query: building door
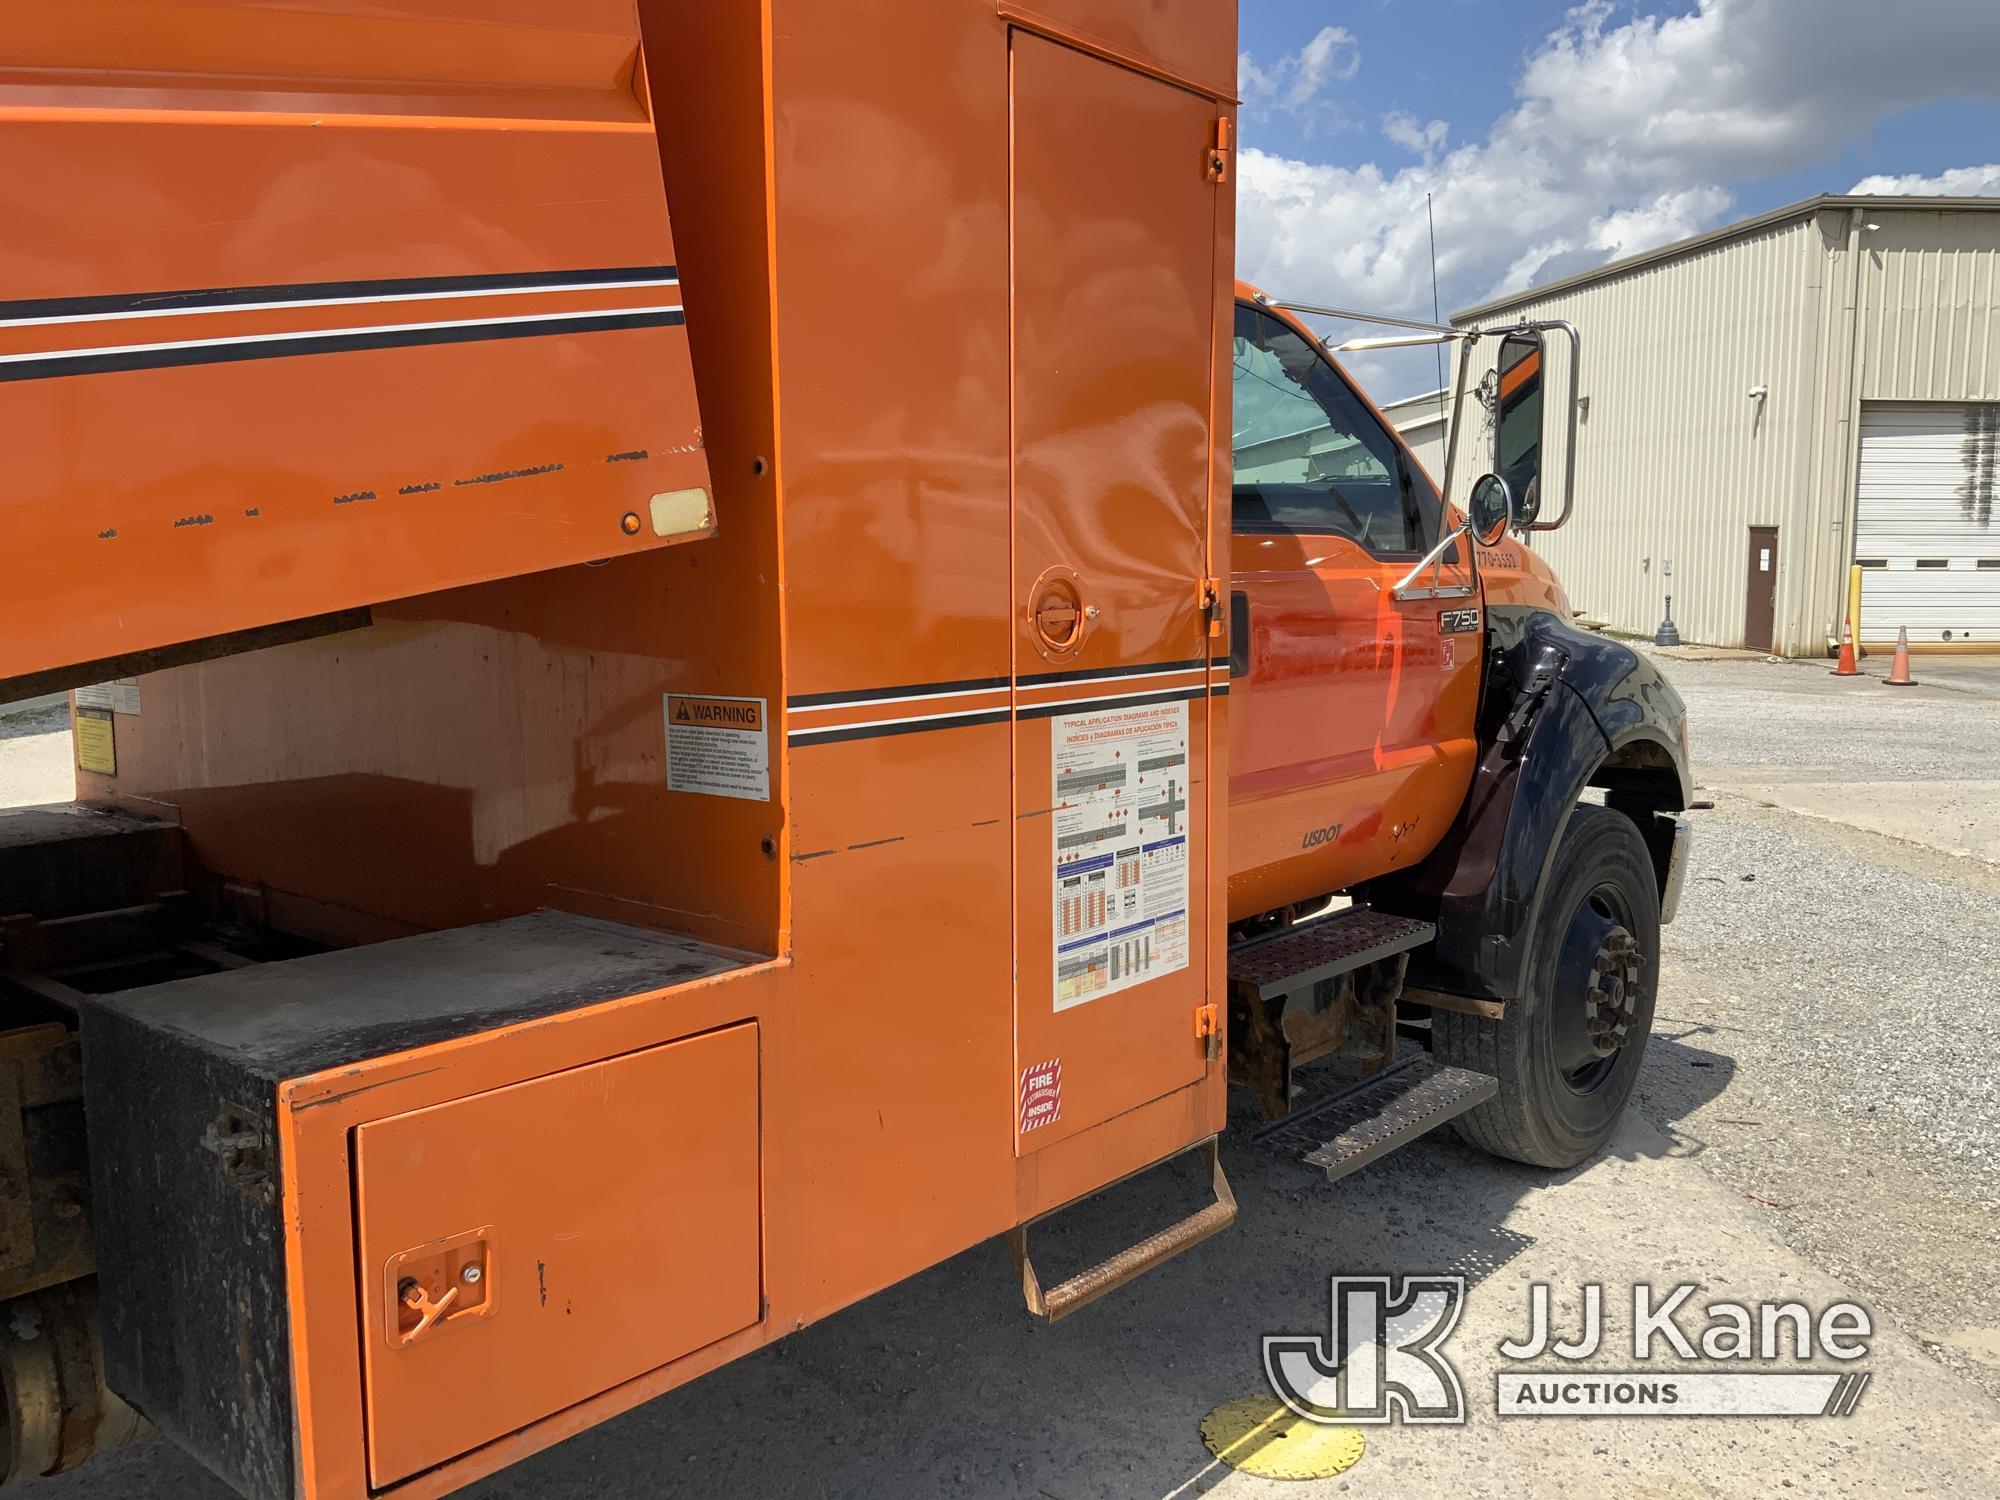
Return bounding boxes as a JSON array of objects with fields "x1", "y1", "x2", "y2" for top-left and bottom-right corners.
[
  {"x1": 1009, "y1": 31, "x2": 1223, "y2": 1152},
  {"x1": 1856, "y1": 403, "x2": 2000, "y2": 647},
  {"x1": 1744, "y1": 526, "x2": 1778, "y2": 652}
]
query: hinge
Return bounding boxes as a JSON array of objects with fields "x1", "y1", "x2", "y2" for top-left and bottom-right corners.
[
  {"x1": 202, "y1": 1103, "x2": 277, "y2": 1206},
  {"x1": 1194, "y1": 1002, "x2": 1221, "y2": 1063},
  {"x1": 1200, "y1": 576, "x2": 1224, "y2": 637},
  {"x1": 1207, "y1": 116, "x2": 1232, "y2": 183}
]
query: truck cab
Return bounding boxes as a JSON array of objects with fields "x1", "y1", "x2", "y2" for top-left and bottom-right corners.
[
  {"x1": 1221, "y1": 282, "x2": 1696, "y2": 1169},
  {"x1": 1227, "y1": 285, "x2": 1484, "y2": 920}
]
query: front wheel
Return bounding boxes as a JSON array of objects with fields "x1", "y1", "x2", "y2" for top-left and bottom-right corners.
[{"x1": 1434, "y1": 803, "x2": 1660, "y2": 1168}]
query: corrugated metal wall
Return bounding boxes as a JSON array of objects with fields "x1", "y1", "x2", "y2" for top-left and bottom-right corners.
[
  {"x1": 1445, "y1": 214, "x2": 1838, "y2": 652},
  {"x1": 1857, "y1": 208, "x2": 2000, "y2": 403},
  {"x1": 1379, "y1": 391, "x2": 1449, "y2": 485}
]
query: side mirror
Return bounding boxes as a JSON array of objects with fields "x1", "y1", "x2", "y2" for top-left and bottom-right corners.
[
  {"x1": 1494, "y1": 331, "x2": 1545, "y2": 526},
  {"x1": 1466, "y1": 473, "x2": 1516, "y2": 547}
]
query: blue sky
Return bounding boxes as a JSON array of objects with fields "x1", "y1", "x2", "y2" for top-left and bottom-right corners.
[{"x1": 1236, "y1": 1, "x2": 2000, "y2": 398}]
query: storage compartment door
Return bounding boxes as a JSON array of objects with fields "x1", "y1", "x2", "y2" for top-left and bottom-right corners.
[
  {"x1": 355, "y1": 1024, "x2": 761, "y2": 1488},
  {"x1": 1010, "y1": 33, "x2": 1221, "y2": 1151}
]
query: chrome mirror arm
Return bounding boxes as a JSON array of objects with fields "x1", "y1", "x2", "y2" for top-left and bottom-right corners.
[
  {"x1": 1392, "y1": 519, "x2": 1477, "y2": 601},
  {"x1": 1393, "y1": 327, "x2": 1485, "y2": 602}
]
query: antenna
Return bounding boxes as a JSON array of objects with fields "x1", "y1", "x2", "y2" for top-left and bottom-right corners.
[{"x1": 1426, "y1": 192, "x2": 1445, "y2": 417}]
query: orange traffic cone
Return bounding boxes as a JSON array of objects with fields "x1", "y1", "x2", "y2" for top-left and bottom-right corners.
[
  {"x1": 1885, "y1": 626, "x2": 1918, "y2": 687},
  {"x1": 1831, "y1": 622, "x2": 1859, "y2": 677}
]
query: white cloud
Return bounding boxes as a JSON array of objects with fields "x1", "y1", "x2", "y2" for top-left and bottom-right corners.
[
  {"x1": 1382, "y1": 112, "x2": 1448, "y2": 162},
  {"x1": 1240, "y1": 26, "x2": 1361, "y2": 135},
  {"x1": 1850, "y1": 164, "x2": 2000, "y2": 196},
  {"x1": 1239, "y1": 0, "x2": 2000, "y2": 397}
]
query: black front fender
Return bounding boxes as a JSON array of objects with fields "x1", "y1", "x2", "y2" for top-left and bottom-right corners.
[{"x1": 1362, "y1": 608, "x2": 1690, "y2": 1003}]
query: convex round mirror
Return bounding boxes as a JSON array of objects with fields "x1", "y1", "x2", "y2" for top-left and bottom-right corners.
[{"x1": 1467, "y1": 473, "x2": 1516, "y2": 547}]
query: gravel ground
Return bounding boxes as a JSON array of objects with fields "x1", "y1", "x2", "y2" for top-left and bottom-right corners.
[
  {"x1": 0, "y1": 702, "x2": 72, "y2": 808},
  {"x1": 1656, "y1": 805, "x2": 2000, "y2": 1186},
  {"x1": 1639, "y1": 650, "x2": 2000, "y2": 1404},
  {"x1": 1655, "y1": 651, "x2": 2000, "y2": 783}
]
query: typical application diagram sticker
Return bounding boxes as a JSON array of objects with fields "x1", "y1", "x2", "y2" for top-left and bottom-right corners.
[{"x1": 1051, "y1": 699, "x2": 1190, "y2": 1010}]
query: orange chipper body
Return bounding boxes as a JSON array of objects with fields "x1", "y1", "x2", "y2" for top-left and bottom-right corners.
[
  {"x1": 0, "y1": 4, "x2": 1631, "y2": 1499},
  {"x1": 5, "y1": 4, "x2": 1240, "y2": 1496}
]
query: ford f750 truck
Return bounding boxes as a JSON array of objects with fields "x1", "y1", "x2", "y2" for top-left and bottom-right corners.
[{"x1": 0, "y1": 2, "x2": 1688, "y2": 1493}]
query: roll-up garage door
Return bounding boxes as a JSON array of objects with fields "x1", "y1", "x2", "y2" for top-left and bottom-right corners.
[{"x1": 1855, "y1": 403, "x2": 2000, "y2": 647}]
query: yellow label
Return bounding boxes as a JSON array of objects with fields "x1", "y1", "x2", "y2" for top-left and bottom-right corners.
[
  {"x1": 667, "y1": 695, "x2": 764, "y2": 732},
  {"x1": 74, "y1": 710, "x2": 116, "y2": 776}
]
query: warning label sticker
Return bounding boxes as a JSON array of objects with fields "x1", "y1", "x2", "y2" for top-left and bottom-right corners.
[
  {"x1": 74, "y1": 679, "x2": 140, "y2": 716},
  {"x1": 74, "y1": 710, "x2": 116, "y2": 776},
  {"x1": 1051, "y1": 699, "x2": 1191, "y2": 1010},
  {"x1": 665, "y1": 694, "x2": 770, "y2": 802},
  {"x1": 1019, "y1": 1058, "x2": 1062, "y2": 1134}
]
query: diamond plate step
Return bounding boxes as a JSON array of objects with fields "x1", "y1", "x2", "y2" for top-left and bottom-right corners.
[
  {"x1": 1228, "y1": 909, "x2": 1435, "y2": 1001},
  {"x1": 1258, "y1": 1055, "x2": 1498, "y2": 1183}
]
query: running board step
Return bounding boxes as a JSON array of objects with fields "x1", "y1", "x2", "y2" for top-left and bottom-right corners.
[
  {"x1": 1006, "y1": 1137, "x2": 1236, "y2": 1322},
  {"x1": 1228, "y1": 909, "x2": 1435, "y2": 1002},
  {"x1": 1258, "y1": 1056, "x2": 1497, "y2": 1183}
]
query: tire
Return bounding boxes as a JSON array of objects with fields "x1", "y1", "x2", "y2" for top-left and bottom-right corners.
[{"x1": 1434, "y1": 803, "x2": 1660, "y2": 1169}]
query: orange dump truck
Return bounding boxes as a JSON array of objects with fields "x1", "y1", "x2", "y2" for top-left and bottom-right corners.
[{"x1": 0, "y1": 3, "x2": 1690, "y2": 1495}]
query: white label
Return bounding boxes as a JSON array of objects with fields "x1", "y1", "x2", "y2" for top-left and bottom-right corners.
[
  {"x1": 664, "y1": 694, "x2": 770, "y2": 801},
  {"x1": 1051, "y1": 699, "x2": 1191, "y2": 1010},
  {"x1": 74, "y1": 678, "x2": 140, "y2": 715}
]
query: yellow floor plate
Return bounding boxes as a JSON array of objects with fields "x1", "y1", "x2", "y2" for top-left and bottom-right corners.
[{"x1": 1200, "y1": 1393, "x2": 1365, "y2": 1481}]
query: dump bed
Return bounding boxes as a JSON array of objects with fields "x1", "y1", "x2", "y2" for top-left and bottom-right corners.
[{"x1": 0, "y1": 0, "x2": 712, "y2": 692}]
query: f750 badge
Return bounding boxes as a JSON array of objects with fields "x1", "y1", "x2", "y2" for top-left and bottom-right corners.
[{"x1": 1439, "y1": 608, "x2": 1482, "y2": 635}]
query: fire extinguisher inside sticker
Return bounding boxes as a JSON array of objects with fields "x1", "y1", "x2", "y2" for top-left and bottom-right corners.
[
  {"x1": 1051, "y1": 700, "x2": 1190, "y2": 1010},
  {"x1": 1020, "y1": 1059, "x2": 1062, "y2": 1133},
  {"x1": 665, "y1": 694, "x2": 771, "y2": 801}
]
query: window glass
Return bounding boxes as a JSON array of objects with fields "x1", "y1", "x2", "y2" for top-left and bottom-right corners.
[{"x1": 1231, "y1": 305, "x2": 1435, "y2": 554}]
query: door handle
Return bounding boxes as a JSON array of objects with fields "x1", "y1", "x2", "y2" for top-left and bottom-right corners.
[
  {"x1": 398, "y1": 1279, "x2": 459, "y2": 1340},
  {"x1": 1029, "y1": 569, "x2": 1093, "y2": 658}
]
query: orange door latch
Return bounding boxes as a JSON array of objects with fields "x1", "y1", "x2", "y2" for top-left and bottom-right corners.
[
  {"x1": 384, "y1": 1227, "x2": 495, "y2": 1349},
  {"x1": 1194, "y1": 1002, "x2": 1220, "y2": 1063},
  {"x1": 398, "y1": 1280, "x2": 460, "y2": 1341}
]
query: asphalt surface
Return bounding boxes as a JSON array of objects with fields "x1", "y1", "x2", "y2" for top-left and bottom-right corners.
[{"x1": 7, "y1": 654, "x2": 2000, "y2": 1497}]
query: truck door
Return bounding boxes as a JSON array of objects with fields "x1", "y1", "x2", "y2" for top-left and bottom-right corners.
[
  {"x1": 1227, "y1": 303, "x2": 1483, "y2": 919},
  {"x1": 1009, "y1": 33, "x2": 1223, "y2": 1151}
]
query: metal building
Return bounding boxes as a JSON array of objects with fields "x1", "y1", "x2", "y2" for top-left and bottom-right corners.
[
  {"x1": 1376, "y1": 387, "x2": 1449, "y2": 484},
  {"x1": 1431, "y1": 194, "x2": 2000, "y2": 655}
]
